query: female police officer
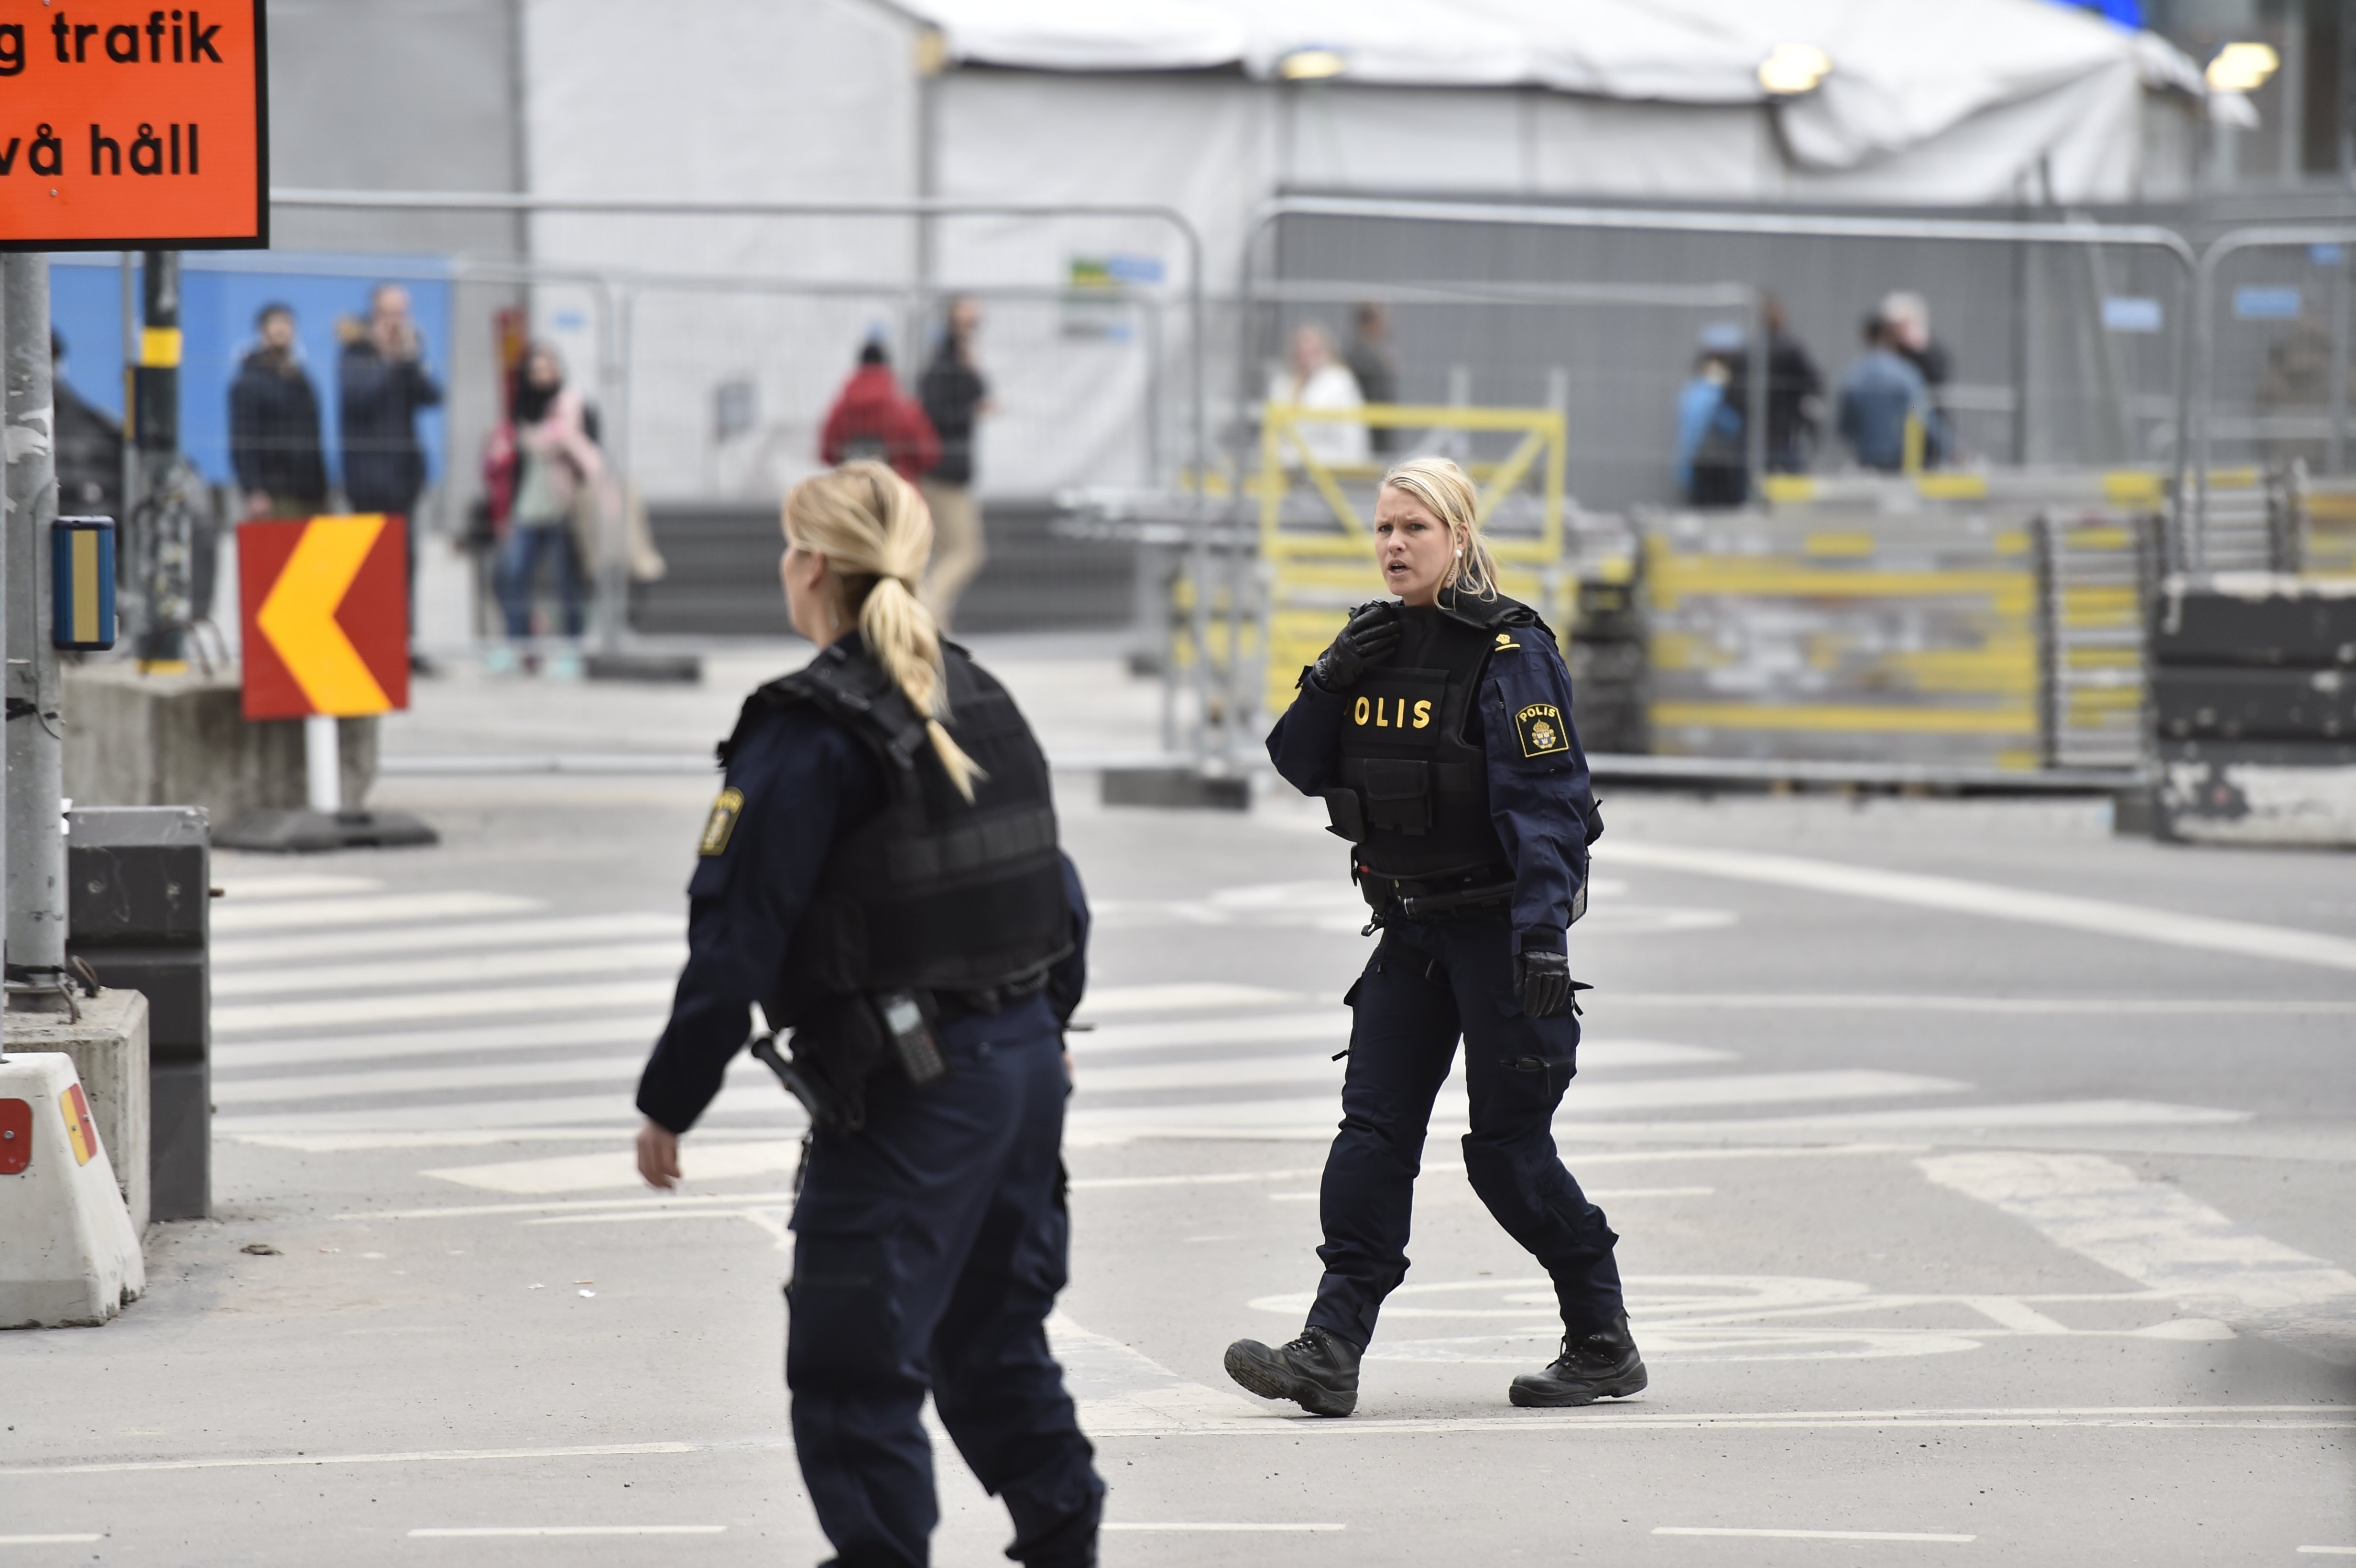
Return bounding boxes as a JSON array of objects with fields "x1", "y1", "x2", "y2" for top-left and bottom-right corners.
[
  {"x1": 635, "y1": 460, "x2": 1104, "y2": 1567},
  {"x1": 1222, "y1": 456, "x2": 1643, "y2": 1416}
]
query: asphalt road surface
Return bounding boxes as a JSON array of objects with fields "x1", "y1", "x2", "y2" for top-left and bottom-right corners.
[{"x1": 6, "y1": 642, "x2": 2354, "y2": 1564}]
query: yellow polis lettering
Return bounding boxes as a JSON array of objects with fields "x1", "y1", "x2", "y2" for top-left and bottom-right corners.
[
  {"x1": 1374, "y1": 698, "x2": 1388, "y2": 728},
  {"x1": 1353, "y1": 696, "x2": 1370, "y2": 725},
  {"x1": 1413, "y1": 699, "x2": 1432, "y2": 728}
]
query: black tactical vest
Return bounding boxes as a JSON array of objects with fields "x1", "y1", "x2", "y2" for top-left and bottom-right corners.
[
  {"x1": 737, "y1": 641, "x2": 1072, "y2": 1024},
  {"x1": 1323, "y1": 588, "x2": 1546, "y2": 884}
]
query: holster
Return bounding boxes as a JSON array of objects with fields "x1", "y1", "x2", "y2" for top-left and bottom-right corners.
[{"x1": 753, "y1": 988, "x2": 945, "y2": 1136}]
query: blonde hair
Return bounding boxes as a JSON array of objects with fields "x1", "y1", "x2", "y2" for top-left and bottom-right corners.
[
  {"x1": 784, "y1": 461, "x2": 982, "y2": 799},
  {"x1": 1381, "y1": 456, "x2": 1498, "y2": 599}
]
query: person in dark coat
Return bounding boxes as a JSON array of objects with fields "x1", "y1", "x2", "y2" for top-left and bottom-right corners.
[
  {"x1": 229, "y1": 304, "x2": 328, "y2": 517},
  {"x1": 339, "y1": 284, "x2": 445, "y2": 665},
  {"x1": 338, "y1": 284, "x2": 442, "y2": 518},
  {"x1": 1722, "y1": 296, "x2": 1824, "y2": 474}
]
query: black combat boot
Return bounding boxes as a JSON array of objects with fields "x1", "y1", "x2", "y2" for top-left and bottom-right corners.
[
  {"x1": 1223, "y1": 1326, "x2": 1361, "y2": 1417},
  {"x1": 1508, "y1": 1317, "x2": 1647, "y2": 1407}
]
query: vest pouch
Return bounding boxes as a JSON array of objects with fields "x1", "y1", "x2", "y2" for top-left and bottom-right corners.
[
  {"x1": 1359, "y1": 758, "x2": 1433, "y2": 836},
  {"x1": 1322, "y1": 787, "x2": 1366, "y2": 842}
]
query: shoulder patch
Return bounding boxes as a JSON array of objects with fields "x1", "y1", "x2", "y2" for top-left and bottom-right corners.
[
  {"x1": 699, "y1": 787, "x2": 746, "y2": 856},
  {"x1": 1494, "y1": 632, "x2": 1522, "y2": 651},
  {"x1": 1515, "y1": 702, "x2": 1570, "y2": 759}
]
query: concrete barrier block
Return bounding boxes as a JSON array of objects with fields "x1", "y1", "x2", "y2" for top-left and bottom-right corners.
[
  {"x1": 0, "y1": 1051, "x2": 146, "y2": 1327},
  {"x1": 62, "y1": 663, "x2": 375, "y2": 827},
  {"x1": 6, "y1": 992, "x2": 151, "y2": 1232}
]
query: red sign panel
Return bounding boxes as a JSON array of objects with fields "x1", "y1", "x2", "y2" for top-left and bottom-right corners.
[
  {"x1": 0, "y1": 0, "x2": 266, "y2": 250},
  {"x1": 0, "y1": 1097, "x2": 29, "y2": 1176},
  {"x1": 238, "y1": 514, "x2": 410, "y2": 721}
]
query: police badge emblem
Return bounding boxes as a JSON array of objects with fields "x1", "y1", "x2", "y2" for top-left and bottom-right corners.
[{"x1": 1515, "y1": 702, "x2": 1570, "y2": 758}]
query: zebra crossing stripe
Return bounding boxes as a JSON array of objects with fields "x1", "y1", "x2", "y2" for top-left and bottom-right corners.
[
  {"x1": 213, "y1": 980, "x2": 677, "y2": 1035},
  {"x1": 212, "y1": 940, "x2": 687, "y2": 1000}
]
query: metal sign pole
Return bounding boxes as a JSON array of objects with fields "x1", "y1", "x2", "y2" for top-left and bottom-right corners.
[
  {"x1": 3, "y1": 255, "x2": 67, "y2": 1008},
  {"x1": 304, "y1": 714, "x2": 340, "y2": 815}
]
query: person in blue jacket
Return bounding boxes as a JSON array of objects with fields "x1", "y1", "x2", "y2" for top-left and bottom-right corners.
[
  {"x1": 1222, "y1": 456, "x2": 1643, "y2": 1416},
  {"x1": 635, "y1": 461, "x2": 1103, "y2": 1568}
]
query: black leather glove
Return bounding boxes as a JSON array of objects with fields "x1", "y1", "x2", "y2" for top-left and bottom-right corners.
[
  {"x1": 1514, "y1": 948, "x2": 1571, "y2": 1019},
  {"x1": 1311, "y1": 602, "x2": 1402, "y2": 693}
]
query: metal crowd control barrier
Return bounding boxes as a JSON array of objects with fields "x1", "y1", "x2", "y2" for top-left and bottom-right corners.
[
  {"x1": 1253, "y1": 401, "x2": 1569, "y2": 715},
  {"x1": 267, "y1": 189, "x2": 1221, "y2": 754},
  {"x1": 1644, "y1": 469, "x2": 2181, "y2": 775}
]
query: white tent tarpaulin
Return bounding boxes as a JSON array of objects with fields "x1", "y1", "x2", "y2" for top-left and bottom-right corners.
[{"x1": 522, "y1": 0, "x2": 2208, "y2": 499}]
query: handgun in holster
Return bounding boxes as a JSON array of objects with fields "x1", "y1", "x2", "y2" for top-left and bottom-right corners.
[{"x1": 751, "y1": 989, "x2": 946, "y2": 1136}]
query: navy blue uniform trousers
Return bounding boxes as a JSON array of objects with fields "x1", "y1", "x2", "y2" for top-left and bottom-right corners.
[
  {"x1": 787, "y1": 1003, "x2": 1103, "y2": 1568},
  {"x1": 1308, "y1": 917, "x2": 1625, "y2": 1349}
]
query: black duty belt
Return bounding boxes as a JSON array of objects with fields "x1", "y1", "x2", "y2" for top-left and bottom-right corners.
[
  {"x1": 1355, "y1": 864, "x2": 1516, "y2": 920},
  {"x1": 935, "y1": 969, "x2": 1051, "y2": 1021}
]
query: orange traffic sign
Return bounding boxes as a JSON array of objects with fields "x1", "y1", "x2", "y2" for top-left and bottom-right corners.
[
  {"x1": 237, "y1": 514, "x2": 409, "y2": 721},
  {"x1": 0, "y1": 0, "x2": 265, "y2": 250}
]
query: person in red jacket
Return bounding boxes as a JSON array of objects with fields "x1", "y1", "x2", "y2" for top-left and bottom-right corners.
[{"x1": 819, "y1": 339, "x2": 940, "y2": 483}]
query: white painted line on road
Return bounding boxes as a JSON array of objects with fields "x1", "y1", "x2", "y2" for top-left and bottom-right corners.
[
  {"x1": 1075, "y1": 1055, "x2": 1340, "y2": 1094},
  {"x1": 1103, "y1": 1524, "x2": 1345, "y2": 1533},
  {"x1": 0, "y1": 1536, "x2": 104, "y2": 1546},
  {"x1": 230, "y1": 1127, "x2": 656, "y2": 1152},
  {"x1": 1070, "y1": 1168, "x2": 1324, "y2": 1190},
  {"x1": 216, "y1": 1016, "x2": 663, "y2": 1072},
  {"x1": 2298, "y1": 1548, "x2": 2356, "y2": 1555},
  {"x1": 349, "y1": 1190, "x2": 800, "y2": 1221},
  {"x1": 1608, "y1": 841, "x2": 2356, "y2": 974},
  {"x1": 213, "y1": 941, "x2": 686, "y2": 1000},
  {"x1": 1074, "y1": 984, "x2": 1307, "y2": 1016},
  {"x1": 211, "y1": 890, "x2": 544, "y2": 935},
  {"x1": 1605, "y1": 993, "x2": 2356, "y2": 1015},
  {"x1": 215, "y1": 1093, "x2": 656, "y2": 1136},
  {"x1": 1656, "y1": 1527, "x2": 1973, "y2": 1543},
  {"x1": 0, "y1": 1441, "x2": 712, "y2": 1476},
  {"x1": 214, "y1": 873, "x2": 382, "y2": 899},
  {"x1": 426, "y1": 1140, "x2": 801, "y2": 1195},
  {"x1": 410, "y1": 1525, "x2": 724, "y2": 1537},
  {"x1": 1920, "y1": 1152, "x2": 2356, "y2": 1316},
  {"x1": 219, "y1": 1050, "x2": 670, "y2": 1107},
  {"x1": 215, "y1": 979, "x2": 677, "y2": 1034},
  {"x1": 1548, "y1": 1100, "x2": 2248, "y2": 1142},
  {"x1": 212, "y1": 911, "x2": 682, "y2": 967}
]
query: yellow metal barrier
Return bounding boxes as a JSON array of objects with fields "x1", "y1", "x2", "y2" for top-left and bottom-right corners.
[{"x1": 1253, "y1": 403, "x2": 1570, "y2": 714}]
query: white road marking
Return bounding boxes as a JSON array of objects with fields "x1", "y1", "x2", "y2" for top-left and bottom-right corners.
[
  {"x1": 1605, "y1": 992, "x2": 2356, "y2": 1015},
  {"x1": 1655, "y1": 1527, "x2": 1973, "y2": 1543},
  {"x1": 0, "y1": 1441, "x2": 709, "y2": 1476},
  {"x1": 408, "y1": 1525, "x2": 724, "y2": 1537},
  {"x1": 215, "y1": 1016, "x2": 664, "y2": 1071},
  {"x1": 2299, "y1": 1548, "x2": 2356, "y2": 1556},
  {"x1": 1919, "y1": 1152, "x2": 2356, "y2": 1317},
  {"x1": 1073, "y1": 984, "x2": 1307, "y2": 1016},
  {"x1": 217, "y1": 1052, "x2": 683, "y2": 1107},
  {"x1": 231, "y1": 1128, "x2": 658, "y2": 1152},
  {"x1": 1548, "y1": 1101, "x2": 2248, "y2": 1142},
  {"x1": 0, "y1": 1536, "x2": 105, "y2": 1546},
  {"x1": 4, "y1": 1409, "x2": 2344, "y2": 1478},
  {"x1": 214, "y1": 1093, "x2": 667, "y2": 1136},
  {"x1": 1069, "y1": 1070, "x2": 1964, "y2": 1137},
  {"x1": 212, "y1": 941, "x2": 685, "y2": 999},
  {"x1": 426, "y1": 1140, "x2": 802, "y2": 1195},
  {"x1": 1078, "y1": 1045, "x2": 1750, "y2": 1095},
  {"x1": 1103, "y1": 1524, "x2": 1346, "y2": 1532},
  {"x1": 214, "y1": 979, "x2": 677, "y2": 1034},
  {"x1": 1608, "y1": 841, "x2": 2356, "y2": 973},
  {"x1": 210, "y1": 890, "x2": 544, "y2": 934},
  {"x1": 211, "y1": 911, "x2": 682, "y2": 967},
  {"x1": 213, "y1": 873, "x2": 382, "y2": 899}
]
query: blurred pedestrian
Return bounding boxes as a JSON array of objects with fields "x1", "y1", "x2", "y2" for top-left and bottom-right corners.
[
  {"x1": 1675, "y1": 325, "x2": 1748, "y2": 507},
  {"x1": 1879, "y1": 292, "x2": 1952, "y2": 465},
  {"x1": 229, "y1": 303, "x2": 328, "y2": 518},
  {"x1": 51, "y1": 331, "x2": 122, "y2": 523},
  {"x1": 339, "y1": 284, "x2": 445, "y2": 672},
  {"x1": 1271, "y1": 321, "x2": 1369, "y2": 468},
  {"x1": 917, "y1": 297, "x2": 994, "y2": 632},
  {"x1": 1724, "y1": 296, "x2": 1823, "y2": 474},
  {"x1": 1345, "y1": 303, "x2": 1400, "y2": 454},
  {"x1": 636, "y1": 460, "x2": 1104, "y2": 1568},
  {"x1": 493, "y1": 344, "x2": 600, "y2": 671},
  {"x1": 821, "y1": 338, "x2": 939, "y2": 484},
  {"x1": 1835, "y1": 314, "x2": 1939, "y2": 473}
]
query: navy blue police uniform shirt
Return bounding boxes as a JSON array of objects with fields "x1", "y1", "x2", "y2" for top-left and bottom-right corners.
[
  {"x1": 1265, "y1": 613, "x2": 1597, "y2": 954},
  {"x1": 637, "y1": 681, "x2": 1090, "y2": 1136}
]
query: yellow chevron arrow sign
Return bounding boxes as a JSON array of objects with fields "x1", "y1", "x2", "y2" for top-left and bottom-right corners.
[{"x1": 252, "y1": 515, "x2": 393, "y2": 715}]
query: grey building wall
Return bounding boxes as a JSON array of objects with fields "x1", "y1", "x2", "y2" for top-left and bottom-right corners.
[{"x1": 265, "y1": 0, "x2": 527, "y2": 530}]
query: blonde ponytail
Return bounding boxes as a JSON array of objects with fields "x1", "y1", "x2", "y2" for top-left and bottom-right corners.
[
  {"x1": 784, "y1": 461, "x2": 983, "y2": 799},
  {"x1": 1382, "y1": 456, "x2": 1498, "y2": 600}
]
